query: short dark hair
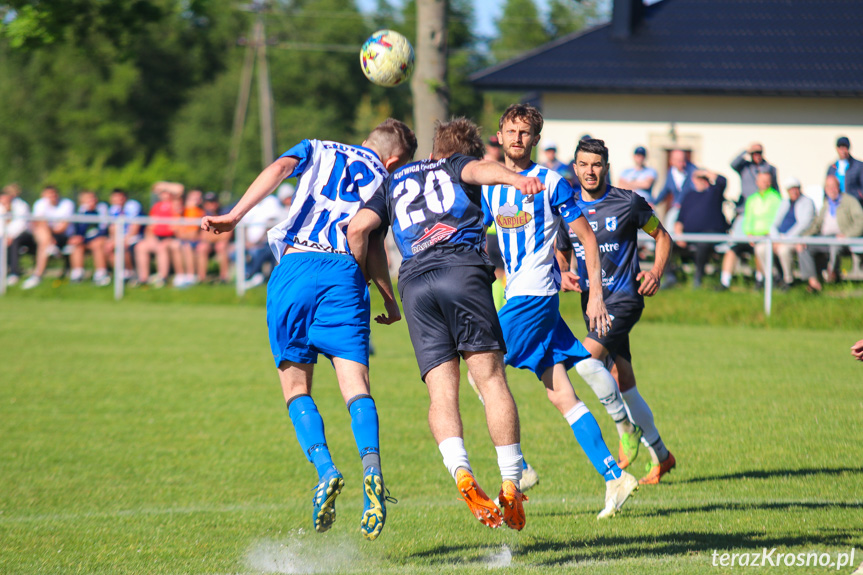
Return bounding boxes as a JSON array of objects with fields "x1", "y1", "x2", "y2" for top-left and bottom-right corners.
[
  {"x1": 111, "y1": 188, "x2": 127, "y2": 196},
  {"x1": 575, "y1": 138, "x2": 609, "y2": 164},
  {"x1": 433, "y1": 117, "x2": 485, "y2": 159},
  {"x1": 498, "y1": 103, "x2": 543, "y2": 135},
  {"x1": 367, "y1": 118, "x2": 418, "y2": 163}
]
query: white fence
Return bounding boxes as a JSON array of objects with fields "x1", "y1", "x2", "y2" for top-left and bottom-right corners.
[{"x1": 2, "y1": 213, "x2": 863, "y2": 316}]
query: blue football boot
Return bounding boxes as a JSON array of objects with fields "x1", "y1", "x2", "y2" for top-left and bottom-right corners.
[{"x1": 312, "y1": 468, "x2": 344, "y2": 533}]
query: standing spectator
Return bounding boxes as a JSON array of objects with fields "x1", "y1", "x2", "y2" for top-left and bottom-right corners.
[
  {"x1": 827, "y1": 136, "x2": 863, "y2": 207},
  {"x1": 674, "y1": 169, "x2": 728, "y2": 288},
  {"x1": 196, "y1": 192, "x2": 232, "y2": 284},
  {"x1": 134, "y1": 182, "x2": 181, "y2": 287},
  {"x1": 618, "y1": 146, "x2": 658, "y2": 204},
  {"x1": 655, "y1": 149, "x2": 697, "y2": 228},
  {"x1": 21, "y1": 186, "x2": 75, "y2": 290},
  {"x1": 731, "y1": 143, "x2": 778, "y2": 214},
  {"x1": 718, "y1": 171, "x2": 782, "y2": 290},
  {"x1": 103, "y1": 188, "x2": 142, "y2": 282},
  {"x1": 170, "y1": 189, "x2": 205, "y2": 288},
  {"x1": 759, "y1": 177, "x2": 815, "y2": 290},
  {"x1": 67, "y1": 190, "x2": 110, "y2": 285},
  {"x1": 799, "y1": 175, "x2": 863, "y2": 292},
  {"x1": 483, "y1": 135, "x2": 503, "y2": 163},
  {"x1": 0, "y1": 183, "x2": 32, "y2": 285},
  {"x1": 539, "y1": 141, "x2": 572, "y2": 180}
]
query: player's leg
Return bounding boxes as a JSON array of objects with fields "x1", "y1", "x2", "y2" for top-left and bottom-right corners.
[
  {"x1": 426, "y1": 357, "x2": 504, "y2": 529},
  {"x1": 612, "y1": 350, "x2": 676, "y2": 485}
]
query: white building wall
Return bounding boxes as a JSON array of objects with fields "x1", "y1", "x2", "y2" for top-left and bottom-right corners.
[{"x1": 539, "y1": 93, "x2": 863, "y2": 207}]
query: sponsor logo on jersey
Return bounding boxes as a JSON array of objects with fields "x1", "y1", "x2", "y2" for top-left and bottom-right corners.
[
  {"x1": 286, "y1": 235, "x2": 349, "y2": 255},
  {"x1": 599, "y1": 242, "x2": 620, "y2": 253},
  {"x1": 589, "y1": 220, "x2": 598, "y2": 232},
  {"x1": 605, "y1": 216, "x2": 618, "y2": 232},
  {"x1": 411, "y1": 222, "x2": 457, "y2": 254},
  {"x1": 496, "y1": 203, "x2": 533, "y2": 231}
]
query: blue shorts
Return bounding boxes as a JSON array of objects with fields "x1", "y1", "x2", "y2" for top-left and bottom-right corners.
[
  {"x1": 499, "y1": 294, "x2": 590, "y2": 380},
  {"x1": 266, "y1": 251, "x2": 370, "y2": 367}
]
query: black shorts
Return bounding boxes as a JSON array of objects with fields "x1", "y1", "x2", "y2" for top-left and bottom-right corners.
[
  {"x1": 731, "y1": 243, "x2": 754, "y2": 257},
  {"x1": 582, "y1": 305, "x2": 643, "y2": 363},
  {"x1": 485, "y1": 235, "x2": 505, "y2": 269},
  {"x1": 400, "y1": 265, "x2": 506, "y2": 379}
]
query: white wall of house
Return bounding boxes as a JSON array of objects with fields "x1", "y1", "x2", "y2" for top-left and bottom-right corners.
[{"x1": 539, "y1": 93, "x2": 863, "y2": 207}]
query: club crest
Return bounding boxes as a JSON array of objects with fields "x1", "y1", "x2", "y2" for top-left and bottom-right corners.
[{"x1": 605, "y1": 216, "x2": 617, "y2": 232}]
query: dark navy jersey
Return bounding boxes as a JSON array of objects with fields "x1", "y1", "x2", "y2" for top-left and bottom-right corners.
[
  {"x1": 556, "y1": 186, "x2": 656, "y2": 310},
  {"x1": 364, "y1": 153, "x2": 492, "y2": 286}
]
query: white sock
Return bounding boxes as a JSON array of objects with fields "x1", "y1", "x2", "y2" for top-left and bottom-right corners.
[
  {"x1": 495, "y1": 443, "x2": 523, "y2": 485},
  {"x1": 564, "y1": 401, "x2": 590, "y2": 425},
  {"x1": 94, "y1": 268, "x2": 108, "y2": 279},
  {"x1": 720, "y1": 271, "x2": 732, "y2": 287},
  {"x1": 438, "y1": 436, "x2": 471, "y2": 480},
  {"x1": 621, "y1": 387, "x2": 669, "y2": 461},
  {"x1": 755, "y1": 270, "x2": 764, "y2": 282},
  {"x1": 575, "y1": 358, "x2": 629, "y2": 424},
  {"x1": 70, "y1": 268, "x2": 84, "y2": 281}
]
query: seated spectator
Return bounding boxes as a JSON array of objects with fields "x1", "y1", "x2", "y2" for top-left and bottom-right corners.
[
  {"x1": 242, "y1": 186, "x2": 288, "y2": 288},
  {"x1": 718, "y1": 170, "x2": 782, "y2": 290},
  {"x1": 799, "y1": 175, "x2": 863, "y2": 292},
  {"x1": 67, "y1": 190, "x2": 110, "y2": 285},
  {"x1": 673, "y1": 169, "x2": 728, "y2": 288},
  {"x1": 169, "y1": 189, "x2": 204, "y2": 288},
  {"x1": 196, "y1": 192, "x2": 232, "y2": 284},
  {"x1": 827, "y1": 136, "x2": 863, "y2": 207},
  {"x1": 655, "y1": 149, "x2": 697, "y2": 228},
  {"x1": 103, "y1": 188, "x2": 143, "y2": 282},
  {"x1": 618, "y1": 146, "x2": 658, "y2": 204},
  {"x1": 756, "y1": 177, "x2": 814, "y2": 290},
  {"x1": 22, "y1": 186, "x2": 75, "y2": 290},
  {"x1": 134, "y1": 182, "x2": 182, "y2": 287},
  {"x1": 0, "y1": 183, "x2": 32, "y2": 285}
]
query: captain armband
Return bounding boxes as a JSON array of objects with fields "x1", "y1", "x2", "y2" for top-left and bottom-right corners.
[{"x1": 641, "y1": 214, "x2": 660, "y2": 235}]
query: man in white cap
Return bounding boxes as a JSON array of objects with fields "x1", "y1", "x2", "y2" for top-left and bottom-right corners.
[{"x1": 756, "y1": 177, "x2": 814, "y2": 290}]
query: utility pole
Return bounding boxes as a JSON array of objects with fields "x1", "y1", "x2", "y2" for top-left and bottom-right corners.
[
  {"x1": 411, "y1": 0, "x2": 449, "y2": 159},
  {"x1": 224, "y1": 2, "x2": 276, "y2": 194}
]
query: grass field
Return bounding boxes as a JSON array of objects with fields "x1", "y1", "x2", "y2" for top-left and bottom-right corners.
[{"x1": 1, "y1": 291, "x2": 861, "y2": 574}]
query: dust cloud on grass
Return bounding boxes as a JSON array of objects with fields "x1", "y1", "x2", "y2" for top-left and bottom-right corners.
[{"x1": 245, "y1": 531, "x2": 363, "y2": 574}]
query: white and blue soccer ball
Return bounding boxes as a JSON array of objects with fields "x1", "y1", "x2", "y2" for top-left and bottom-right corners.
[{"x1": 360, "y1": 29, "x2": 415, "y2": 88}]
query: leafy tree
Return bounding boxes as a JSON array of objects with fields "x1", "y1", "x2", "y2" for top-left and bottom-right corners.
[
  {"x1": 491, "y1": 0, "x2": 548, "y2": 63},
  {"x1": 547, "y1": 0, "x2": 609, "y2": 39}
]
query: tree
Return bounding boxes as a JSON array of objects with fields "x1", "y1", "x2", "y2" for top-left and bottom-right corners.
[
  {"x1": 547, "y1": 0, "x2": 609, "y2": 39},
  {"x1": 491, "y1": 0, "x2": 548, "y2": 63},
  {"x1": 411, "y1": 0, "x2": 448, "y2": 159}
]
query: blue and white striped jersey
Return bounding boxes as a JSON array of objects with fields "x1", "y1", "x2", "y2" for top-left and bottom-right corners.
[
  {"x1": 482, "y1": 163, "x2": 582, "y2": 298},
  {"x1": 267, "y1": 139, "x2": 389, "y2": 262}
]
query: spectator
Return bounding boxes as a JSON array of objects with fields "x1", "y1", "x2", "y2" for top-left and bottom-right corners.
[
  {"x1": 673, "y1": 169, "x2": 728, "y2": 288},
  {"x1": 67, "y1": 190, "x2": 110, "y2": 285},
  {"x1": 758, "y1": 177, "x2": 815, "y2": 290},
  {"x1": 655, "y1": 149, "x2": 697, "y2": 228},
  {"x1": 21, "y1": 186, "x2": 75, "y2": 290},
  {"x1": 0, "y1": 183, "x2": 32, "y2": 285},
  {"x1": 242, "y1": 188, "x2": 285, "y2": 288},
  {"x1": 169, "y1": 189, "x2": 204, "y2": 288},
  {"x1": 731, "y1": 142, "x2": 778, "y2": 215},
  {"x1": 196, "y1": 192, "x2": 232, "y2": 284},
  {"x1": 717, "y1": 171, "x2": 782, "y2": 290},
  {"x1": 539, "y1": 141, "x2": 572, "y2": 180},
  {"x1": 103, "y1": 188, "x2": 142, "y2": 282},
  {"x1": 799, "y1": 175, "x2": 863, "y2": 292},
  {"x1": 827, "y1": 136, "x2": 863, "y2": 207},
  {"x1": 483, "y1": 135, "x2": 503, "y2": 163},
  {"x1": 134, "y1": 182, "x2": 182, "y2": 287},
  {"x1": 618, "y1": 146, "x2": 658, "y2": 204}
]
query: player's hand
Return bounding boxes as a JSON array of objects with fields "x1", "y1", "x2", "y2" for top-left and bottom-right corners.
[
  {"x1": 851, "y1": 339, "x2": 863, "y2": 361},
  {"x1": 375, "y1": 299, "x2": 401, "y2": 325},
  {"x1": 517, "y1": 176, "x2": 545, "y2": 196},
  {"x1": 560, "y1": 271, "x2": 582, "y2": 293},
  {"x1": 586, "y1": 296, "x2": 611, "y2": 338},
  {"x1": 637, "y1": 269, "x2": 660, "y2": 296},
  {"x1": 201, "y1": 214, "x2": 237, "y2": 235}
]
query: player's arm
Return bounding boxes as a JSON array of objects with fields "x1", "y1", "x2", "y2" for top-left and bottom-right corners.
[
  {"x1": 347, "y1": 208, "x2": 400, "y2": 324},
  {"x1": 461, "y1": 159, "x2": 545, "y2": 195},
  {"x1": 201, "y1": 155, "x2": 298, "y2": 234},
  {"x1": 568, "y1": 216, "x2": 610, "y2": 336},
  {"x1": 638, "y1": 214, "x2": 671, "y2": 297}
]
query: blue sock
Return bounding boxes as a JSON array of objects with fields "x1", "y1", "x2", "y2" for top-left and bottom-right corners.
[
  {"x1": 287, "y1": 395, "x2": 336, "y2": 479},
  {"x1": 348, "y1": 395, "x2": 381, "y2": 474},
  {"x1": 522, "y1": 459, "x2": 529, "y2": 470},
  {"x1": 566, "y1": 403, "x2": 622, "y2": 482}
]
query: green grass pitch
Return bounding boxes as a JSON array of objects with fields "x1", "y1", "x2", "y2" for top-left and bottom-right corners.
[{"x1": 1, "y1": 294, "x2": 861, "y2": 574}]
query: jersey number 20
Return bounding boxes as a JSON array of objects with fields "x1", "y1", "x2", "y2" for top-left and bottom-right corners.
[{"x1": 393, "y1": 170, "x2": 456, "y2": 229}]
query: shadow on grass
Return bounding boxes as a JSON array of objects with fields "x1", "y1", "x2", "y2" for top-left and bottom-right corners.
[
  {"x1": 404, "y1": 528, "x2": 861, "y2": 568},
  {"x1": 634, "y1": 500, "x2": 863, "y2": 518},
  {"x1": 676, "y1": 466, "x2": 863, "y2": 484}
]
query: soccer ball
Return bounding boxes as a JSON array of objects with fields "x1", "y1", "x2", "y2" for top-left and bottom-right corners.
[{"x1": 360, "y1": 30, "x2": 415, "y2": 87}]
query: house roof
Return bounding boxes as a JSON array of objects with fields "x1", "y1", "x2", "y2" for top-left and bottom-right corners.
[{"x1": 470, "y1": 0, "x2": 863, "y2": 97}]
